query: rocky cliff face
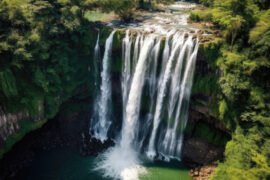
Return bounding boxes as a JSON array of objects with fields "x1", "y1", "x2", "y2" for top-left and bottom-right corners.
[
  {"x1": 0, "y1": 84, "x2": 113, "y2": 179},
  {"x1": 189, "y1": 163, "x2": 217, "y2": 180},
  {"x1": 182, "y1": 106, "x2": 230, "y2": 167},
  {"x1": 0, "y1": 107, "x2": 33, "y2": 154},
  {"x1": 0, "y1": 108, "x2": 24, "y2": 147}
]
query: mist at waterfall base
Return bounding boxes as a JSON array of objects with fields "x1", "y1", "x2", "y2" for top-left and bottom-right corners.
[
  {"x1": 25, "y1": 148, "x2": 190, "y2": 180},
  {"x1": 90, "y1": 29, "x2": 199, "y2": 180}
]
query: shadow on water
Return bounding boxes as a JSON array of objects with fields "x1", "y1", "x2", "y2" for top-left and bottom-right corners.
[
  {"x1": 144, "y1": 159, "x2": 188, "y2": 170},
  {"x1": 25, "y1": 148, "x2": 111, "y2": 180},
  {"x1": 16, "y1": 147, "x2": 190, "y2": 180},
  {"x1": 141, "y1": 159, "x2": 191, "y2": 180}
]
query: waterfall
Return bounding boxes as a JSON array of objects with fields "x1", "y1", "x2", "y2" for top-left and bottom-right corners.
[
  {"x1": 121, "y1": 34, "x2": 155, "y2": 149},
  {"x1": 93, "y1": 32, "x2": 100, "y2": 87},
  {"x1": 147, "y1": 33, "x2": 185, "y2": 159},
  {"x1": 90, "y1": 31, "x2": 115, "y2": 142},
  {"x1": 91, "y1": 29, "x2": 199, "y2": 180},
  {"x1": 122, "y1": 30, "x2": 133, "y2": 121},
  {"x1": 157, "y1": 35, "x2": 192, "y2": 156}
]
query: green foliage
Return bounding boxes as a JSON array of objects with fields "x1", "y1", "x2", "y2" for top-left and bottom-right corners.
[
  {"x1": 0, "y1": 0, "x2": 96, "y2": 116},
  {"x1": 192, "y1": 39, "x2": 222, "y2": 117},
  {"x1": 218, "y1": 52, "x2": 250, "y2": 100},
  {"x1": 84, "y1": 0, "x2": 175, "y2": 20},
  {"x1": 200, "y1": 38, "x2": 223, "y2": 67},
  {"x1": 193, "y1": 75, "x2": 218, "y2": 95},
  {"x1": 199, "y1": 0, "x2": 214, "y2": 7},
  {"x1": 190, "y1": 10, "x2": 213, "y2": 22},
  {"x1": 212, "y1": 128, "x2": 270, "y2": 180},
  {"x1": 193, "y1": 123, "x2": 219, "y2": 146},
  {"x1": 249, "y1": 10, "x2": 270, "y2": 43},
  {"x1": 85, "y1": 0, "x2": 138, "y2": 21},
  {"x1": 0, "y1": 69, "x2": 18, "y2": 98},
  {"x1": 154, "y1": 0, "x2": 174, "y2": 4},
  {"x1": 191, "y1": 1, "x2": 270, "y2": 179},
  {"x1": 84, "y1": 10, "x2": 115, "y2": 22},
  {"x1": 110, "y1": 0, "x2": 138, "y2": 21},
  {"x1": 218, "y1": 99, "x2": 227, "y2": 120},
  {"x1": 185, "y1": 120, "x2": 230, "y2": 146},
  {"x1": 190, "y1": 0, "x2": 259, "y2": 47},
  {"x1": 0, "y1": 0, "x2": 99, "y2": 156},
  {"x1": 249, "y1": 10, "x2": 270, "y2": 59},
  {"x1": 253, "y1": 0, "x2": 270, "y2": 9},
  {"x1": 137, "y1": 0, "x2": 175, "y2": 10}
]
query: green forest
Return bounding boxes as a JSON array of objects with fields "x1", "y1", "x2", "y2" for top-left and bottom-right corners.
[
  {"x1": 191, "y1": 0, "x2": 270, "y2": 179},
  {"x1": 0, "y1": 0, "x2": 270, "y2": 180}
]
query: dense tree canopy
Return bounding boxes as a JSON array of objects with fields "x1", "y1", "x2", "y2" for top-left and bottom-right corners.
[
  {"x1": 84, "y1": 0, "x2": 174, "y2": 20},
  {"x1": 0, "y1": 0, "x2": 95, "y2": 118},
  {"x1": 190, "y1": 0, "x2": 270, "y2": 179}
]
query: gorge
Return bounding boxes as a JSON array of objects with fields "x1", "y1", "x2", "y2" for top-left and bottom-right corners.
[
  {"x1": 0, "y1": 2, "x2": 227, "y2": 179},
  {"x1": 1, "y1": 0, "x2": 269, "y2": 179}
]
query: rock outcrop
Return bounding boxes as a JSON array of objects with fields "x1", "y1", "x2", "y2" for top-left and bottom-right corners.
[
  {"x1": 182, "y1": 106, "x2": 230, "y2": 167},
  {"x1": 190, "y1": 163, "x2": 217, "y2": 180},
  {"x1": 0, "y1": 107, "x2": 28, "y2": 148}
]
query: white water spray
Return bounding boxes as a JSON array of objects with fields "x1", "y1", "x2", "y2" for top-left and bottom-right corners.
[{"x1": 90, "y1": 31, "x2": 115, "y2": 142}]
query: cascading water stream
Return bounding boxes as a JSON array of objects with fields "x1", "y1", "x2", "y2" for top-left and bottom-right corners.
[
  {"x1": 90, "y1": 31, "x2": 115, "y2": 142},
  {"x1": 93, "y1": 32, "x2": 100, "y2": 87},
  {"x1": 161, "y1": 35, "x2": 198, "y2": 158},
  {"x1": 95, "y1": 34, "x2": 156, "y2": 180},
  {"x1": 121, "y1": 35, "x2": 156, "y2": 149},
  {"x1": 122, "y1": 30, "x2": 133, "y2": 121},
  {"x1": 159, "y1": 34, "x2": 194, "y2": 157},
  {"x1": 147, "y1": 32, "x2": 186, "y2": 159},
  {"x1": 132, "y1": 33, "x2": 141, "y2": 74}
]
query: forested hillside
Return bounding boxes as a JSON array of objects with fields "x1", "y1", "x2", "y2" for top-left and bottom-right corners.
[
  {"x1": 0, "y1": 0, "x2": 98, "y2": 157},
  {"x1": 190, "y1": 0, "x2": 270, "y2": 179}
]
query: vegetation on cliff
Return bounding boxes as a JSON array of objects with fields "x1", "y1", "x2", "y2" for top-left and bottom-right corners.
[
  {"x1": 0, "y1": 0, "x2": 169, "y2": 159},
  {"x1": 190, "y1": 0, "x2": 270, "y2": 179},
  {"x1": 0, "y1": 0, "x2": 97, "y2": 158},
  {"x1": 0, "y1": 0, "x2": 269, "y2": 179},
  {"x1": 85, "y1": 0, "x2": 174, "y2": 21}
]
